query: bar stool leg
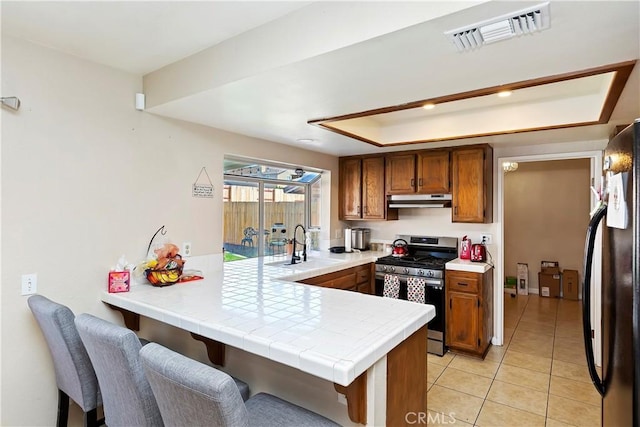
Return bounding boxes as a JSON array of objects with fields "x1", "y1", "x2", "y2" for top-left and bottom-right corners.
[
  {"x1": 83, "y1": 408, "x2": 101, "y2": 427},
  {"x1": 56, "y1": 389, "x2": 69, "y2": 427}
]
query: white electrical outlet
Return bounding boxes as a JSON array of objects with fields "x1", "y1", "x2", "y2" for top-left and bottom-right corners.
[
  {"x1": 21, "y1": 273, "x2": 37, "y2": 295},
  {"x1": 182, "y1": 242, "x2": 192, "y2": 256},
  {"x1": 481, "y1": 234, "x2": 493, "y2": 245}
]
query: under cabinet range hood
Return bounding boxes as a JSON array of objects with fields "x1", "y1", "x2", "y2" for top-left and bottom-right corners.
[{"x1": 387, "y1": 194, "x2": 452, "y2": 208}]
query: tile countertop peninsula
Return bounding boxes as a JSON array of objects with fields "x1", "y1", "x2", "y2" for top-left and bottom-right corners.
[{"x1": 102, "y1": 250, "x2": 434, "y2": 426}]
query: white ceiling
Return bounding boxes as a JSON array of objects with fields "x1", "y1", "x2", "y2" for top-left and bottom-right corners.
[
  {"x1": 0, "y1": 1, "x2": 312, "y2": 75},
  {"x1": 2, "y1": 1, "x2": 639, "y2": 157}
]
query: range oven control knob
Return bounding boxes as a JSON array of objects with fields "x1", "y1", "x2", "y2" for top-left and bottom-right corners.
[
  {"x1": 403, "y1": 268, "x2": 409, "y2": 274},
  {"x1": 417, "y1": 270, "x2": 424, "y2": 276},
  {"x1": 381, "y1": 266, "x2": 387, "y2": 272},
  {"x1": 389, "y1": 267, "x2": 395, "y2": 273},
  {"x1": 426, "y1": 271, "x2": 434, "y2": 278}
]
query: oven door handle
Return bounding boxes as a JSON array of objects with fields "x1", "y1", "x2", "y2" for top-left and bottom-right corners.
[
  {"x1": 375, "y1": 273, "x2": 442, "y2": 287},
  {"x1": 424, "y1": 281, "x2": 444, "y2": 289}
]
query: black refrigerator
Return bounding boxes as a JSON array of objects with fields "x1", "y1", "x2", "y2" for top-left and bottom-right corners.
[{"x1": 583, "y1": 119, "x2": 639, "y2": 426}]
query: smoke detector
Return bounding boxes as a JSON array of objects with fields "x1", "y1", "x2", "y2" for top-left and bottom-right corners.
[{"x1": 445, "y1": 2, "x2": 550, "y2": 52}]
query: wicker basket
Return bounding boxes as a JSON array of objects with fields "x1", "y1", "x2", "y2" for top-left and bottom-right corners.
[{"x1": 146, "y1": 267, "x2": 183, "y2": 287}]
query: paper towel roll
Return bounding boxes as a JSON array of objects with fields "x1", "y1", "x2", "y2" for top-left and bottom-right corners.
[{"x1": 344, "y1": 228, "x2": 352, "y2": 252}]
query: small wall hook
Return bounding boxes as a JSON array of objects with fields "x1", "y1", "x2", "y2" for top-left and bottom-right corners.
[{"x1": 0, "y1": 97, "x2": 20, "y2": 111}]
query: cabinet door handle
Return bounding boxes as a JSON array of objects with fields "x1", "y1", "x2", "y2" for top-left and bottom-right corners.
[
  {"x1": 363, "y1": 206, "x2": 368, "y2": 215},
  {"x1": 418, "y1": 178, "x2": 423, "y2": 187},
  {"x1": 458, "y1": 282, "x2": 468, "y2": 287},
  {"x1": 411, "y1": 178, "x2": 415, "y2": 187},
  {"x1": 357, "y1": 206, "x2": 361, "y2": 214},
  {"x1": 454, "y1": 206, "x2": 458, "y2": 215},
  {"x1": 449, "y1": 299, "x2": 452, "y2": 309}
]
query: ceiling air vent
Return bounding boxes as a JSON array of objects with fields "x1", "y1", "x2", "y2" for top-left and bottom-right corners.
[{"x1": 445, "y1": 2, "x2": 550, "y2": 52}]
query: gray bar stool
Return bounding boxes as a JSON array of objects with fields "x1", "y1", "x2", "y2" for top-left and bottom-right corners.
[
  {"x1": 140, "y1": 342, "x2": 340, "y2": 427},
  {"x1": 75, "y1": 314, "x2": 250, "y2": 427},
  {"x1": 75, "y1": 313, "x2": 163, "y2": 427},
  {"x1": 27, "y1": 295, "x2": 103, "y2": 427}
]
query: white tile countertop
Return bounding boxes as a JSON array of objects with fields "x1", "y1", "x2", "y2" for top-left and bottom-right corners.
[
  {"x1": 102, "y1": 251, "x2": 435, "y2": 386},
  {"x1": 446, "y1": 258, "x2": 493, "y2": 273}
]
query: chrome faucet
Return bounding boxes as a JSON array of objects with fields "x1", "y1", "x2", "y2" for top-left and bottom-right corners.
[{"x1": 290, "y1": 224, "x2": 307, "y2": 264}]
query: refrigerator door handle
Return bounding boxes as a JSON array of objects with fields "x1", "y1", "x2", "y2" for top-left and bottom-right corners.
[{"x1": 582, "y1": 202, "x2": 607, "y2": 397}]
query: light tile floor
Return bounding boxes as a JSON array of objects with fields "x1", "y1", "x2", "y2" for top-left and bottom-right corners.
[{"x1": 427, "y1": 294, "x2": 601, "y2": 426}]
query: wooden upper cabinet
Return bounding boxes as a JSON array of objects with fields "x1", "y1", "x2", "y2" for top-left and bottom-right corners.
[
  {"x1": 361, "y1": 157, "x2": 386, "y2": 219},
  {"x1": 339, "y1": 157, "x2": 362, "y2": 220},
  {"x1": 417, "y1": 151, "x2": 450, "y2": 194},
  {"x1": 339, "y1": 156, "x2": 394, "y2": 220},
  {"x1": 451, "y1": 145, "x2": 493, "y2": 223},
  {"x1": 386, "y1": 151, "x2": 450, "y2": 195},
  {"x1": 340, "y1": 146, "x2": 493, "y2": 222},
  {"x1": 385, "y1": 154, "x2": 416, "y2": 194}
]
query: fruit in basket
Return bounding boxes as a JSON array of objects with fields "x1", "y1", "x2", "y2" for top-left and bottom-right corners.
[
  {"x1": 146, "y1": 267, "x2": 182, "y2": 286},
  {"x1": 154, "y1": 243, "x2": 180, "y2": 259},
  {"x1": 144, "y1": 243, "x2": 186, "y2": 286}
]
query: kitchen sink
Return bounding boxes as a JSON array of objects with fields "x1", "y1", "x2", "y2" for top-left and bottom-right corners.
[{"x1": 264, "y1": 257, "x2": 343, "y2": 268}]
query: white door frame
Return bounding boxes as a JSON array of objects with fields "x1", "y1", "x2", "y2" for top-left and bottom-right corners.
[{"x1": 495, "y1": 150, "x2": 603, "y2": 365}]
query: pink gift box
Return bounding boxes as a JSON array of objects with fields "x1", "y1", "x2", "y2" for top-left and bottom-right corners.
[{"x1": 108, "y1": 271, "x2": 130, "y2": 293}]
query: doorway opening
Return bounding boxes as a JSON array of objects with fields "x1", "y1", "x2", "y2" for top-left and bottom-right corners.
[{"x1": 494, "y1": 151, "x2": 602, "y2": 364}]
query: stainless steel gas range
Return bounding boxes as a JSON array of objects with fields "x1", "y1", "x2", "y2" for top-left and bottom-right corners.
[{"x1": 374, "y1": 235, "x2": 458, "y2": 356}]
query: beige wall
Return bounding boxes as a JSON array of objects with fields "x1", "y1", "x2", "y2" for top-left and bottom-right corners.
[
  {"x1": 1, "y1": 36, "x2": 339, "y2": 426},
  {"x1": 504, "y1": 159, "x2": 591, "y2": 292}
]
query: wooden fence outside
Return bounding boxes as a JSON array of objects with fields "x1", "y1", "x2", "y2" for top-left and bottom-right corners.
[{"x1": 224, "y1": 201, "x2": 305, "y2": 246}]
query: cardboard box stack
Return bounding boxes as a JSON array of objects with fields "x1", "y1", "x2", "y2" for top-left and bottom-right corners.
[
  {"x1": 539, "y1": 261, "x2": 561, "y2": 298},
  {"x1": 563, "y1": 269, "x2": 580, "y2": 300}
]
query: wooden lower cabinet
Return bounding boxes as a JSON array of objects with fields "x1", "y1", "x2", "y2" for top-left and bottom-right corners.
[
  {"x1": 356, "y1": 282, "x2": 371, "y2": 294},
  {"x1": 445, "y1": 269, "x2": 493, "y2": 358},
  {"x1": 299, "y1": 263, "x2": 373, "y2": 294}
]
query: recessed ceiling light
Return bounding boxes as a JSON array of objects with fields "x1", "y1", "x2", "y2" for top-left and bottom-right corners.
[
  {"x1": 497, "y1": 90, "x2": 512, "y2": 98},
  {"x1": 296, "y1": 138, "x2": 315, "y2": 143},
  {"x1": 422, "y1": 103, "x2": 435, "y2": 110}
]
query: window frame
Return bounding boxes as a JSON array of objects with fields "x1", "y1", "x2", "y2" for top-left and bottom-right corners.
[{"x1": 223, "y1": 173, "x2": 321, "y2": 257}]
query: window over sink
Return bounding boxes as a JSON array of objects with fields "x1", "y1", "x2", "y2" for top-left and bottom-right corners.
[{"x1": 223, "y1": 157, "x2": 322, "y2": 261}]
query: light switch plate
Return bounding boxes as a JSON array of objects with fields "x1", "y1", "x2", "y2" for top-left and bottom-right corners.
[{"x1": 21, "y1": 273, "x2": 37, "y2": 295}]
